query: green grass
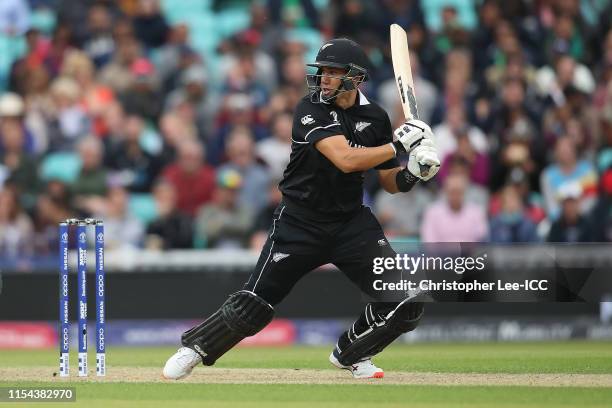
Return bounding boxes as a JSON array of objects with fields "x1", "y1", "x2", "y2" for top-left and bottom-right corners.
[
  {"x1": 4, "y1": 342, "x2": 612, "y2": 373},
  {"x1": 1, "y1": 383, "x2": 611, "y2": 408},
  {"x1": 1, "y1": 342, "x2": 611, "y2": 407}
]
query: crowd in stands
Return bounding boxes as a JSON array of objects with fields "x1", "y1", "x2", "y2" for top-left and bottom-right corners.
[{"x1": 0, "y1": 0, "x2": 610, "y2": 263}]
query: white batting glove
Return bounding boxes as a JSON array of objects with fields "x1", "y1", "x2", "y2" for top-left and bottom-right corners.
[
  {"x1": 392, "y1": 119, "x2": 433, "y2": 154},
  {"x1": 407, "y1": 138, "x2": 440, "y2": 181}
]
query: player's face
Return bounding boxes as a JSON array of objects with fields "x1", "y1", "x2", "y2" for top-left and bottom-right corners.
[{"x1": 320, "y1": 66, "x2": 347, "y2": 98}]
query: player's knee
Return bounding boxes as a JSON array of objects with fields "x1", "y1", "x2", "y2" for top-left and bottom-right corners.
[
  {"x1": 221, "y1": 291, "x2": 274, "y2": 336},
  {"x1": 393, "y1": 301, "x2": 424, "y2": 333}
]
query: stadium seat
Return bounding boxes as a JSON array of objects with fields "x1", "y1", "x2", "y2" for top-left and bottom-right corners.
[
  {"x1": 285, "y1": 27, "x2": 323, "y2": 64},
  {"x1": 128, "y1": 193, "x2": 158, "y2": 226},
  {"x1": 30, "y1": 7, "x2": 57, "y2": 35},
  {"x1": 39, "y1": 152, "x2": 81, "y2": 184},
  {"x1": 214, "y1": 8, "x2": 250, "y2": 38},
  {"x1": 421, "y1": 0, "x2": 478, "y2": 31},
  {"x1": 0, "y1": 34, "x2": 26, "y2": 92},
  {"x1": 160, "y1": 0, "x2": 212, "y2": 25}
]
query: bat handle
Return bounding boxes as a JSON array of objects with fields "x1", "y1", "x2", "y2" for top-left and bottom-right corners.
[{"x1": 419, "y1": 163, "x2": 430, "y2": 177}]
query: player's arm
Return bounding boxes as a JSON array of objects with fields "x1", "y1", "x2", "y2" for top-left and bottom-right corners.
[
  {"x1": 378, "y1": 167, "x2": 402, "y2": 194},
  {"x1": 314, "y1": 135, "x2": 396, "y2": 173}
]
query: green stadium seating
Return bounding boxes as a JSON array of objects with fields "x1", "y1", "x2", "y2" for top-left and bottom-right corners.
[{"x1": 39, "y1": 152, "x2": 81, "y2": 184}]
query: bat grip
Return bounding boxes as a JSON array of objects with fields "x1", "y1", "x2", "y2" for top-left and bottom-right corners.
[{"x1": 419, "y1": 163, "x2": 430, "y2": 177}]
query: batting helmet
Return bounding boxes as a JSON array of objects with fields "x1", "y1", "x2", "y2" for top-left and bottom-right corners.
[{"x1": 306, "y1": 38, "x2": 371, "y2": 100}]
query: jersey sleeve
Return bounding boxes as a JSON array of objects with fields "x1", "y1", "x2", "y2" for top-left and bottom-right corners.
[
  {"x1": 374, "y1": 112, "x2": 400, "y2": 170},
  {"x1": 292, "y1": 99, "x2": 342, "y2": 145}
]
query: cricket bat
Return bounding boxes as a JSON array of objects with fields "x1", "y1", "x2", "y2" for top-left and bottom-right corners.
[
  {"x1": 390, "y1": 24, "x2": 432, "y2": 176},
  {"x1": 390, "y1": 23, "x2": 419, "y2": 121}
]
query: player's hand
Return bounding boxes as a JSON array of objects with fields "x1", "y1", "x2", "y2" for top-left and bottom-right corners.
[
  {"x1": 392, "y1": 119, "x2": 433, "y2": 154},
  {"x1": 407, "y1": 138, "x2": 440, "y2": 181}
]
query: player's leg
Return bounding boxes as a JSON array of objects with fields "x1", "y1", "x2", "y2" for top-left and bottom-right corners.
[
  {"x1": 164, "y1": 206, "x2": 328, "y2": 379},
  {"x1": 330, "y1": 207, "x2": 425, "y2": 378}
]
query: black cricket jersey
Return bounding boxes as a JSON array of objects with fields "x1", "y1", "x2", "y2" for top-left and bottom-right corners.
[{"x1": 279, "y1": 91, "x2": 399, "y2": 217}]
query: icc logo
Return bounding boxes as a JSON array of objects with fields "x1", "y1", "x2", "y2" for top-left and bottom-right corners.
[
  {"x1": 330, "y1": 111, "x2": 339, "y2": 123},
  {"x1": 61, "y1": 232, "x2": 68, "y2": 243},
  {"x1": 79, "y1": 232, "x2": 86, "y2": 242},
  {"x1": 97, "y1": 233, "x2": 104, "y2": 242}
]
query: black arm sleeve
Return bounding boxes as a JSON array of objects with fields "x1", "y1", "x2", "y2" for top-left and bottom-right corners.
[{"x1": 395, "y1": 168, "x2": 419, "y2": 192}]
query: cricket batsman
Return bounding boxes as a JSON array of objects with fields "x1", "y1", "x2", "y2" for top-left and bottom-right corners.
[{"x1": 163, "y1": 38, "x2": 440, "y2": 379}]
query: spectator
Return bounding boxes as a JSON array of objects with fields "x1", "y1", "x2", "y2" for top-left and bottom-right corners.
[
  {"x1": 489, "y1": 168, "x2": 546, "y2": 225},
  {"x1": 0, "y1": 103, "x2": 40, "y2": 208},
  {"x1": 547, "y1": 184, "x2": 592, "y2": 242},
  {"x1": 132, "y1": 0, "x2": 169, "y2": 49},
  {"x1": 33, "y1": 180, "x2": 74, "y2": 255},
  {"x1": 98, "y1": 36, "x2": 141, "y2": 93},
  {"x1": 105, "y1": 114, "x2": 161, "y2": 192},
  {"x1": 472, "y1": 0, "x2": 502, "y2": 73},
  {"x1": 280, "y1": 54, "x2": 308, "y2": 96},
  {"x1": 219, "y1": 30, "x2": 277, "y2": 96},
  {"x1": 256, "y1": 111, "x2": 292, "y2": 180},
  {"x1": 146, "y1": 180, "x2": 194, "y2": 249},
  {"x1": 60, "y1": 50, "x2": 116, "y2": 139},
  {"x1": 42, "y1": 23, "x2": 75, "y2": 78},
  {"x1": 0, "y1": 0, "x2": 30, "y2": 36},
  {"x1": 155, "y1": 24, "x2": 198, "y2": 93},
  {"x1": 433, "y1": 104, "x2": 488, "y2": 162},
  {"x1": 535, "y1": 54, "x2": 595, "y2": 105},
  {"x1": 589, "y1": 169, "x2": 611, "y2": 242},
  {"x1": 8, "y1": 29, "x2": 48, "y2": 95},
  {"x1": 421, "y1": 173, "x2": 488, "y2": 242},
  {"x1": 119, "y1": 57, "x2": 162, "y2": 122},
  {"x1": 541, "y1": 137, "x2": 598, "y2": 219},
  {"x1": 433, "y1": 6, "x2": 470, "y2": 55},
  {"x1": 195, "y1": 168, "x2": 253, "y2": 248},
  {"x1": 489, "y1": 185, "x2": 539, "y2": 243},
  {"x1": 157, "y1": 111, "x2": 197, "y2": 168},
  {"x1": 94, "y1": 185, "x2": 144, "y2": 249},
  {"x1": 544, "y1": 12, "x2": 586, "y2": 65},
  {"x1": 219, "y1": 127, "x2": 270, "y2": 213},
  {"x1": 375, "y1": 183, "x2": 434, "y2": 239},
  {"x1": 379, "y1": 51, "x2": 438, "y2": 126},
  {"x1": 48, "y1": 76, "x2": 90, "y2": 150},
  {"x1": 430, "y1": 48, "x2": 477, "y2": 124},
  {"x1": 165, "y1": 65, "x2": 215, "y2": 141},
  {"x1": 249, "y1": 179, "x2": 282, "y2": 251},
  {"x1": 437, "y1": 131, "x2": 490, "y2": 187},
  {"x1": 443, "y1": 157, "x2": 489, "y2": 208},
  {"x1": 0, "y1": 186, "x2": 34, "y2": 258},
  {"x1": 209, "y1": 93, "x2": 268, "y2": 164},
  {"x1": 72, "y1": 136, "x2": 108, "y2": 199},
  {"x1": 489, "y1": 78, "x2": 543, "y2": 190},
  {"x1": 82, "y1": 4, "x2": 115, "y2": 68},
  {"x1": 161, "y1": 138, "x2": 215, "y2": 217}
]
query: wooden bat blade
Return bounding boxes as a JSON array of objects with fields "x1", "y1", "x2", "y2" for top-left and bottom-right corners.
[
  {"x1": 391, "y1": 24, "x2": 435, "y2": 177},
  {"x1": 390, "y1": 24, "x2": 419, "y2": 120}
]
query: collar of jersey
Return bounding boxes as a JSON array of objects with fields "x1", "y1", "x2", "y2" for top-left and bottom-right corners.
[
  {"x1": 358, "y1": 90, "x2": 370, "y2": 105},
  {"x1": 318, "y1": 90, "x2": 370, "y2": 106}
]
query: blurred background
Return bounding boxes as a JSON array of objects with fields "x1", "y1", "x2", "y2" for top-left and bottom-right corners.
[{"x1": 0, "y1": 0, "x2": 611, "y2": 349}]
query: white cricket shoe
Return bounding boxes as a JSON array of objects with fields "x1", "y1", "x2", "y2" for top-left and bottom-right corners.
[
  {"x1": 163, "y1": 346, "x2": 202, "y2": 380},
  {"x1": 329, "y1": 351, "x2": 384, "y2": 379}
]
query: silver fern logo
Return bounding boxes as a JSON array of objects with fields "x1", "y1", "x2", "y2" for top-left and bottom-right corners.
[
  {"x1": 355, "y1": 122, "x2": 371, "y2": 132},
  {"x1": 272, "y1": 253, "x2": 290, "y2": 262}
]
